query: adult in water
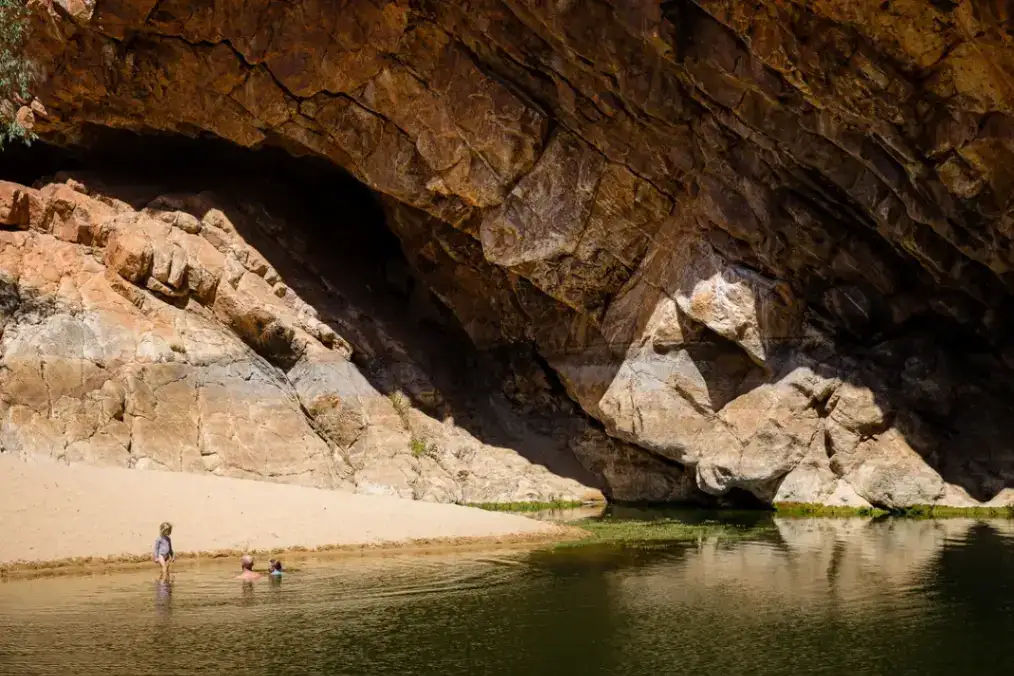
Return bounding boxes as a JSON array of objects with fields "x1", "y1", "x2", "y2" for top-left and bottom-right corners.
[
  {"x1": 236, "y1": 554, "x2": 262, "y2": 581},
  {"x1": 152, "y1": 522, "x2": 175, "y2": 582}
]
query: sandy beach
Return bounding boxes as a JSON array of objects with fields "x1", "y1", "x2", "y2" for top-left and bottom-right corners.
[{"x1": 0, "y1": 456, "x2": 570, "y2": 568}]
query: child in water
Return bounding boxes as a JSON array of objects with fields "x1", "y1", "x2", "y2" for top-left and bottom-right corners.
[
  {"x1": 153, "y1": 522, "x2": 175, "y2": 581},
  {"x1": 268, "y1": 559, "x2": 283, "y2": 576}
]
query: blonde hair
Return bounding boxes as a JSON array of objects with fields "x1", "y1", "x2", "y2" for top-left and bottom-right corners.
[{"x1": 159, "y1": 522, "x2": 173, "y2": 537}]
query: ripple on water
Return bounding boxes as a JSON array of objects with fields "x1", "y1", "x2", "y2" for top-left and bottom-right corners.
[{"x1": 5, "y1": 519, "x2": 1014, "y2": 675}]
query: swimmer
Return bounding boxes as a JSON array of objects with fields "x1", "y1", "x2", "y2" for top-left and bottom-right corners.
[
  {"x1": 269, "y1": 559, "x2": 283, "y2": 576},
  {"x1": 236, "y1": 554, "x2": 262, "y2": 581}
]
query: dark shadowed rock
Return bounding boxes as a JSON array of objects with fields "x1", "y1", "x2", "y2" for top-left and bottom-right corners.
[{"x1": 8, "y1": 0, "x2": 1014, "y2": 506}]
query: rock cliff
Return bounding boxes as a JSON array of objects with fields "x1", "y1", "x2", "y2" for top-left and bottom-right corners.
[
  {"x1": 5, "y1": 0, "x2": 1014, "y2": 507},
  {"x1": 0, "y1": 163, "x2": 621, "y2": 503}
]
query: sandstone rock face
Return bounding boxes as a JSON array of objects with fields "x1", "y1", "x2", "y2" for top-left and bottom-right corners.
[
  {"x1": 8, "y1": 0, "x2": 1014, "y2": 506},
  {"x1": 0, "y1": 176, "x2": 602, "y2": 503}
]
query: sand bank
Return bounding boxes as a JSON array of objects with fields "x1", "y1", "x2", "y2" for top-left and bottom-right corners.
[{"x1": 0, "y1": 456, "x2": 572, "y2": 570}]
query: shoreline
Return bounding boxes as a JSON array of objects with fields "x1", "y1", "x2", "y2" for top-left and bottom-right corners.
[
  {"x1": 7, "y1": 455, "x2": 1014, "y2": 581},
  {"x1": 0, "y1": 456, "x2": 582, "y2": 576},
  {"x1": 0, "y1": 527, "x2": 590, "y2": 580}
]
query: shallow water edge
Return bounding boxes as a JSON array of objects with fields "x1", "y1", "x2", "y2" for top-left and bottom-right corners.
[
  {"x1": 9, "y1": 499, "x2": 1014, "y2": 580},
  {"x1": 0, "y1": 529, "x2": 585, "y2": 581},
  {"x1": 5, "y1": 515, "x2": 1014, "y2": 675}
]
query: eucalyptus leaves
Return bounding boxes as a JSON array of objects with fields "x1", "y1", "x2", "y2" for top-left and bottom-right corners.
[{"x1": 0, "y1": 0, "x2": 34, "y2": 146}]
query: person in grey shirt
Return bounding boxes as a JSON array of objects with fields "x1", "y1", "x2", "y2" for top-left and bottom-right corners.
[{"x1": 153, "y1": 522, "x2": 175, "y2": 581}]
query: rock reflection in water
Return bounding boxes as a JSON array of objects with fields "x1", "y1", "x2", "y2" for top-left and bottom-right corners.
[
  {"x1": 599, "y1": 518, "x2": 1014, "y2": 674},
  {"x1": 666, "y1": 518, "x2": 988, "y2": 607}
]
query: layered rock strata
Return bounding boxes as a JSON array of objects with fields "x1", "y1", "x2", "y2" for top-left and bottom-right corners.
[
  {"x1": 0, "y1": 174, "x2": 610, "y2": 503},
  {"x1": 6, "y1": 0, "x2": 1014, "y2": 506}
]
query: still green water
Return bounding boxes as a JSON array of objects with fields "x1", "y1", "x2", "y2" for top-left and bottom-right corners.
[{"x1": 3, "y1": 511, "x2": 1014, "y2": 675}]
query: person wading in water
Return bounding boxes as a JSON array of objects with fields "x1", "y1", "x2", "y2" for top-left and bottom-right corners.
[
  {"x1": 236, "y1": 554, "x2": 262, "y2": 581},
  {"x1": 153, "y1": 522, "x2": 175, "y2": 582}
]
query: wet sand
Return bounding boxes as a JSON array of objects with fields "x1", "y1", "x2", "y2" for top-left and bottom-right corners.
[{"x1": 0, "y1": 456, "x2": 570, "y2": 570}]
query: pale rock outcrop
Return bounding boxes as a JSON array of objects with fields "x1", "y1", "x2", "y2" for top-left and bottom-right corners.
[
  {"x1": 694, "y1": 371, "x2": 823, "y2": 499},
  {"x1": 669, "y1": 237, "x2": 802, "y2": 366},
  {"x1": 0, "y1": 177, "x2": 601, "y2": 503},
  {"x1": 831, "y1": 430, "x2": 946, "y2": 509}
]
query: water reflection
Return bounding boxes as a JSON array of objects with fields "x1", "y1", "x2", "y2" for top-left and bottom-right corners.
[
  {"x1": 526, "y1": 505, "x2": 607, "y2": 522},
  {"x1": 2, "y1": 520, "x2": 1014, "y2": 675},
  {"x1": 240, "y1": 580, "x2": 256, "y2": 606},
  {"x1": 676, "y1": 518, "x2": 987, "y2": 606},
  {"x1": 154, "y1": 581, "x2": 172, "y2": 621}
]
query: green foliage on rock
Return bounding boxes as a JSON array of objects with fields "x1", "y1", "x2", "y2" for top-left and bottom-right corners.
[
  {"x1": 774, "y1": 502, "x2": 888, "y2": 518},
  {"x1": 409, "y1": 436, "x2": 428, "y2": 458},
  {"x1": 409, "y1": 436, "x2": 439, "y2": 459},
  {"x1": 889, "y1": 504, "x2": 1014, "y2": 519},
  {"x1": 775, "y1": 501, "x2": 1014, "y2": 519},
  {"x1": 0, "y1": 0, "x2": 35, "y2": 146}
]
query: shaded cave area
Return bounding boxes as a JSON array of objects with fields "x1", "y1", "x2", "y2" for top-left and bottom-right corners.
[
  {"x1": 0, "y1": 127, "x2": 631, "y2": 499},
  {"x1": 6, "y1": 127, "x2": 1014, "y2": 508}
]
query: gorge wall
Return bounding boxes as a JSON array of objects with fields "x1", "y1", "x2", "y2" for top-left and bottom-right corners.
[{"x1": 4, "y1": 0, "x2": 1014, "y2": 508}]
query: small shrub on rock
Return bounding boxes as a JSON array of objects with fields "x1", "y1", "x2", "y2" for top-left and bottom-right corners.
[
  {"x1": 409, "y1": 436, "x2": 438, "y2": 459},
  {"x1": 388, "y1": 390, "x2": 411, "y2": 427},
  {"x1": 0, "y1": 0, "x2": 35, "y2": 146}
]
